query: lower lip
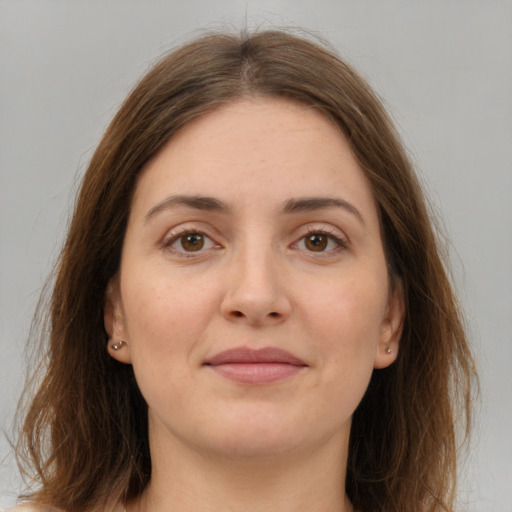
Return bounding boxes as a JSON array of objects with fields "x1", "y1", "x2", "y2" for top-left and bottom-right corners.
[{"x1": 207, "y1": 363, "x2": 305, "y2": 384}]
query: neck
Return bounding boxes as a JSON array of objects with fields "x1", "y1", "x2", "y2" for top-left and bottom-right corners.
[{"x1": 130, "y1": 425, "x2": 355, "y2": 512}]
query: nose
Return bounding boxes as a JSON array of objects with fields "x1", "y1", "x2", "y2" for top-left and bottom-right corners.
[{"x1": 220, "y1": 246, "x2": 291, "y2": 327}]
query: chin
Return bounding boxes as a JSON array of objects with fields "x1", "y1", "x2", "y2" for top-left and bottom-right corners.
[
  {"x1": 204, "y1": 429, "x2": 305, "y2": 459},
  {"x1": 192, "y1": 406, "x2": 345, "y2": 460}
]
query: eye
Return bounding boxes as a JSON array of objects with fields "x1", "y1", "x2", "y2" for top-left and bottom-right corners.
[
  {"x1": 167, "y1": 231, "x2": 217, "y2": 253},
  {"x1": 295, "y1": 231, "x2": 347, "y2": 253}
]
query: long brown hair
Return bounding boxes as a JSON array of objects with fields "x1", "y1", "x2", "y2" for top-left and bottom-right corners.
[{"x1": 16, "y1": 29, "x2": 477, "y2": 512}]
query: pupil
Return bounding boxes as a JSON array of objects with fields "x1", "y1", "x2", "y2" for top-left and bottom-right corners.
[
  {"x1": 306, "y1": 234, "x2": 327, "y2": 251},
  {"x1": 182, "y1": 233, "x2": 204, "y2": 251}
]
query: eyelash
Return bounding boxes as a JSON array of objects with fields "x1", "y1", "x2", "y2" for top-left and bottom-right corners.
[
  {"x1": 294, "y1": 227, "x2": 348, "y2": 254},
  {"x1": 162, "y1": 229, "x2": 219, "y2": 257},
  {"x1": 162, "y1": 227, "x2": 348, "y2": 258}
]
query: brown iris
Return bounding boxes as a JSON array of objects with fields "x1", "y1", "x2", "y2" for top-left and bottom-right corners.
[
  {"x1": 305, "y1": 233, "x2": 328, "y2": 252},
  {"x1": 181, "y1": 233, "x2": 205, "y2": 251}
]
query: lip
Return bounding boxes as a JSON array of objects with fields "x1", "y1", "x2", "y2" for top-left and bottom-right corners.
[{"x1": 204, "y1": 347, "x2": 308, "y2": 384}]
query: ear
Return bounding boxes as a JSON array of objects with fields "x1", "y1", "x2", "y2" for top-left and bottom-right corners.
[
  {"x1": 374, "y1": 279, "x2": 405, "y2": 369},
  {"x1": 104, "y1": 278, "x2": 132, "y2": 364}
]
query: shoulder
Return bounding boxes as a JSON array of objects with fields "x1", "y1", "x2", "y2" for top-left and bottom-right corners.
[
  {"x1": 6, "y1": 505, "x2": 42, "y2": 512},
  {"x1": 5, "y1": 503, "x2": 123, "y2": 512},
  {"x1": 6, "y1": 505, "x2": 44, "y2": 512}
]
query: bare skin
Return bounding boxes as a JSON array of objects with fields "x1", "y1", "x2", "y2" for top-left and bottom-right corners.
[{"x1": 106, "y1": 97, "x2": 403, "y2": 512}]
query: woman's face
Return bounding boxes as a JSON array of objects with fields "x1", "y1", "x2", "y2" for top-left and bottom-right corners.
[{"x1": 105, "y1": 97, "x2": 403, "y2": 459}]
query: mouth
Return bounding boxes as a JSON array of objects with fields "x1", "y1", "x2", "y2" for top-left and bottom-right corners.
[{"x1": 204, "y1": 346, "x2": 308, "y2": 384}]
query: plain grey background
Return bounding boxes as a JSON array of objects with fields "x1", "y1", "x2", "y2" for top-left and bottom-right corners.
[{"x1": 1, "y1": 1, "x2": 511, "y2": 510}]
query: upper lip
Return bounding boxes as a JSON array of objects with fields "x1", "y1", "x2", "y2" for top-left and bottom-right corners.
[{"x1": 205, "y1": 347, "x2": 307, "y2": 366}]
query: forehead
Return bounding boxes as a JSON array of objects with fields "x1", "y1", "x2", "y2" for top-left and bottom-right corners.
[{"x1": 131, "y1": 97, "x2": 378, "y2": 221}]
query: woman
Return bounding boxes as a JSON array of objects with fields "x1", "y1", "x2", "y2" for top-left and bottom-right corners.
[{"x1": 14, "y1": 29, "x2": 476, "y2": 512}]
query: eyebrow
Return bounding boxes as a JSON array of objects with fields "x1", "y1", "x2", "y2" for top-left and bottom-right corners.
[
  {"x1": 283, "y1": 197, "x2": 365, "y2": 225},
  {"x1": 144, "y1": 194, "x2": 365, "y2": 225},
  {"x1": 144, "y1": 195, "x2": 230, "y2": 223}
]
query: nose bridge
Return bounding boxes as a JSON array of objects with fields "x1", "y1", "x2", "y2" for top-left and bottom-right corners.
[
  {"x1": 238, "y1": 239, "x2": 277, "y2": 294},
  {"x1": 221, "y1": 231, "x2": 290, "y2": 324}
]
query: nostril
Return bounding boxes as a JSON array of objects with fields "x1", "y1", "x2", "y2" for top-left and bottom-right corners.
[
  {"x1": 269, "y1": 312, "x2": 280, "y2": 318},
  {"x1": 233, "y1": 311, "x2": 244, "y2": 317}
]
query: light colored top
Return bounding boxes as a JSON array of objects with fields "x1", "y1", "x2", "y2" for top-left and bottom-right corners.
[
  {"x1": 7, "y1": 506, "x2": 39, "y2": 512},
  {"x1": 7, "y1": 505, "x2": 124, "y2": 512}
]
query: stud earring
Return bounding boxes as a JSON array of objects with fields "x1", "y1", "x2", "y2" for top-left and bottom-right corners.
[
  {"x1": 385, "y1": 345, "x2": 392, "y2": 354},
  {"x1": 112, "y1": 340, "x2": 126, "y2": 351}
]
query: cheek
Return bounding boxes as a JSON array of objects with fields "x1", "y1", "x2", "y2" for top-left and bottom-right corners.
[
  {"x1": 301, "y1": 274, "x2": 387, "y2": 418},
  {"x1": 300, "y1": 268, "x2": 388, "y2": 365},
  {"x1": 120, "y1": 269, "x2": 222, "y2": 411},
  {"x1": 120, "y1": 264, "x2": 220, "y2": 361}
]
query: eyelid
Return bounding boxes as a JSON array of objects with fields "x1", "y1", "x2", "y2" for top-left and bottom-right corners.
[
  {"x1": 160, "y1": 224, "x2": 223, "y2": 256},
  {"x1": 159, "y1": 222, "x2": 349, "y2": 257},
  {"x1": 291, "y1": 225, "x2": 349, "y2": 254}
]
